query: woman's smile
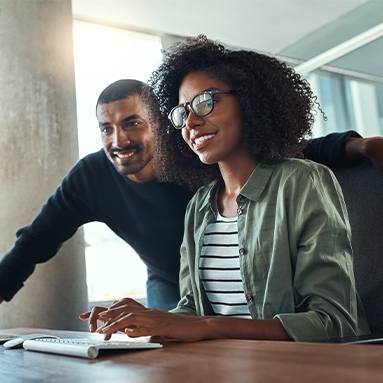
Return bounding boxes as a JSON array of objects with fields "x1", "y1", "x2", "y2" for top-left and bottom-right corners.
[{"x1": 191, "y1": 132, "x2": 217, "y2": 150}]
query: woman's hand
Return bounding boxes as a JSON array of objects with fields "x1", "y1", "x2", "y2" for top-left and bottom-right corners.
[
  {"x1": 95, "y1": 297, "x2": 209, "y2": 342},
  {"x1": 79, "y1": 298, "x2": 158, "y2": 340},
  {"x1": 79, "y1": 297, "x2": 143, "y2": 339},
  {"x1": 94, "y1": 298, "x2": 291, "y2": 342},
  {"x1": 79, "y1": 305, "x2": 110, "y2": 338}
]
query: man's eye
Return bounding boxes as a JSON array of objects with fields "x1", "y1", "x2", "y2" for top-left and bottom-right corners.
[
  {"x1": 101, "y1": 126, "x2": 112, "y2": 134},
  {"x1": 127, "y1": 121, "x2": 140, "y2": 127}
]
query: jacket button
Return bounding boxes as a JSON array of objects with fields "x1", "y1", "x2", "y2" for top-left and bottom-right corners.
[
  {"x1": 237, "y1": 208, "x2": 243, "y2": 215},
  {"x1": 238, "y1": 195, "x2": 246, "y2": 202},
  {"x1": 239, "y1": 248, "x2": 246, "y2": 255},
  {"x1": 246, "y1": 294, "x2": 253, "y2": 303}
]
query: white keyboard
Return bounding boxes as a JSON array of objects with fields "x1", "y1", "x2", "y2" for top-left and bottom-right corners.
[{"x1": 23, "y1": 338, "x2": 163, "y2": 359}]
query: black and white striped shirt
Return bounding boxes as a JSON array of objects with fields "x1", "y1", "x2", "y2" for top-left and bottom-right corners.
[{"x1": 199, "y1": 211, "x2": 251, "y2": 318}]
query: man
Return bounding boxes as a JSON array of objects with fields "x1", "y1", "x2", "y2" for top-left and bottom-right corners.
[{"x1": 0, "y1": 79, "x2": 382, "y2": 310}]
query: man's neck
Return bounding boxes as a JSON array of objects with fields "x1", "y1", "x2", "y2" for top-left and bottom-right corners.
[{"x1": 126, "y1": 160, "x2": 156, "y2": 183}]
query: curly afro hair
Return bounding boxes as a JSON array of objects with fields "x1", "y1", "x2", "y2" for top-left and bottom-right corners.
[{"x1": 147, "y1": 35, "x2": 318, "y2": 191}]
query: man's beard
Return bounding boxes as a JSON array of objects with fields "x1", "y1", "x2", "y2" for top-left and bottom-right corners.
[{"x1": 115, "y1": 152, "x2": 154, "y2": 176}]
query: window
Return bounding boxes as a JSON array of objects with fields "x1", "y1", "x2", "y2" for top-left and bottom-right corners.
[
  {"x1": 306, "y1": 72, "x2": 383, "y2": 138},
  {"x1": 72, "y1": 20, "x2": 162, "y2": 304}
]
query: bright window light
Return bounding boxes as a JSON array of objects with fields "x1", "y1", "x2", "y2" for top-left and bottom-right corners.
[{"x1": 72, "y1": 21, "x2": 162, "y2": 303}]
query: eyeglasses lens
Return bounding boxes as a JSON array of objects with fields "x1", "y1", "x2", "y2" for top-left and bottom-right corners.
[
  {"x1": 193, "y1": 92, "x2": 213, "y2": 116},
  {"x1": 170, "y1": 92, "x2": 215, "y2": 129},
  {"x1": 172, "y1": 107, "x2": 187, "y2": 128}
]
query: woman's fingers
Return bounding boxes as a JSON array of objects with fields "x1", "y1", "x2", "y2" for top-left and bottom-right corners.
[
  {"x1": 96, "y1": 307, "x2": 208, "y2": 342},
  {"x1": 99, "y1": 303, "x2": 147, "y2": 321},
  {"x1": 79, "y1": 311, "x2": 91, "y2": 320},
  {"x1": 80, "y1": 299, "x2": 145, "y2": 335},
  {"x1": 97, "y1": 311, "x2": 128, "y2": 331},
  {"x1": 79, "y1": 306, "x2": 108, "y2": 332},
  {"x1": 84, "y1": 299, "x2": 204, "y2": 342},
  {"x1": 103, "y1": 333, "x2": 112, "y2": 341},
  {"x1": 108, "y1": 297, "x2": 145, "y2": 310},
  {"x1": 97, "y1": 309, "x2": 154, "y2": 333},
  {"x1": 97, "y1": 309, "x2": 187, "y2": 340}
]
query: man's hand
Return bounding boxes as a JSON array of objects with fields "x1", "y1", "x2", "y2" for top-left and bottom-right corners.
[
  {"x1": 0, "y1": 296, "x2": 4, "y2": 304},
  {"x1": 345, "y1": 136, "x2": 383, "y2": 177}
]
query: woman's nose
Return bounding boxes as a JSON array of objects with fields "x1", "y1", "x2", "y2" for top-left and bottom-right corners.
[{"x1": 184, "y1": 106, "x2": 204, "y2": 130}]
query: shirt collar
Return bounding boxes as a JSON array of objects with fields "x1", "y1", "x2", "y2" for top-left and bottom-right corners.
[
  {"x1": 240, "y1": 161, "x2": 278, "y2": 202},
  {"x1": 199, "y1": 161, "x2": 278, "y2": 212}
]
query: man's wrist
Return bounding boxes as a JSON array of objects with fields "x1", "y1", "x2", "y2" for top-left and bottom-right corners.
[
  {"x1": 344, "y1": 137, "x2": 366, "y2": 160},
  {"x1": 363, "y1": 137, "x2": 383, "y2": 160}
]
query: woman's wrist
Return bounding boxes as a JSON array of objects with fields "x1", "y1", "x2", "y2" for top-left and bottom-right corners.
[{"x1": 197, "y1": 316, "x2": 291, "y2": 341}]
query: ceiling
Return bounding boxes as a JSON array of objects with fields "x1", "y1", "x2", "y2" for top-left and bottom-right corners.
[{"x1": 72, "y1": 0, "x2": 383, "y2": 79}]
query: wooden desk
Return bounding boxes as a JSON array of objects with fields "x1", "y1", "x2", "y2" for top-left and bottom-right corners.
[{"x1": 1, "y1": 328, "x2": 383, "y2": 383}]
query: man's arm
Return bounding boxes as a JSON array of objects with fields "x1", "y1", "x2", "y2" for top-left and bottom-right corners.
[
  {"x1": 344, "y1": 136, "x2": 383, "y2": 177},
  {"x1": 305, "y1": 131, "x2": 383, "y2": 177},
  {"x1": 0, "y1": 156, "x2": 100, "y2": 302},
  {"x1": 0, "y1": 295, "x2": 3, "y2": 304}
]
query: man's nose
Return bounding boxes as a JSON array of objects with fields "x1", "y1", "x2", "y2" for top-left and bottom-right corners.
[{"x1": 112, "y1": 128, "x2": 130, "y2": 148}]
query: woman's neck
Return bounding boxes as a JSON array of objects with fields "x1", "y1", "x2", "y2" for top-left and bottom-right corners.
[
  {"x1": 217, "y1": 156, "x2": 258, "y2": 217},
  {"x1": 218, "y1": 156, "x2": 258, "y2": 195}
]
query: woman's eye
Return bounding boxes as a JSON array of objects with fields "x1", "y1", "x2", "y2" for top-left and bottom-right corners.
[{"x1": 196, "y1": 99, "x2": 213, "y2": 109}]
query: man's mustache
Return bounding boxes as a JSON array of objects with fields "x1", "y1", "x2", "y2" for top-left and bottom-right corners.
[{"x1": 109, "y1": 145, "x2": 141, "y2": 155}]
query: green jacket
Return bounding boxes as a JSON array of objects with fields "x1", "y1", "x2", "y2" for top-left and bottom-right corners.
[{"x1": 172, "y1": 159, "x2": 370, "y2": 342}]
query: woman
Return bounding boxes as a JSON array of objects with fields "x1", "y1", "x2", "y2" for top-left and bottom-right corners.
[{"x1": 81, "y1": 35, "x2": 370, "y2": 342}]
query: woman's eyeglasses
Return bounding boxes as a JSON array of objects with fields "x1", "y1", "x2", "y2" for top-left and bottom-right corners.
[{"x1": 168, "y1": 90, "x2": 236, "y2": 129}]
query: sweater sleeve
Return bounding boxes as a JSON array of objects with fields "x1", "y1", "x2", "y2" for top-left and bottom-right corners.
[
  {"x1": 304, "y1": 130, "x2": 363, "y2": 169},
  {"x1": 0, "y1": 155, "x2": 100, "y2": 301}
]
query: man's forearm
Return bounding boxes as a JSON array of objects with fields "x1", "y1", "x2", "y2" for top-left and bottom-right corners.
[
  {"x1": 345, "y1": 136, "x2": 382, "y2": 159},
  {"x1": 305, "y1": 131, "x2": 362, "y2": 169},
  {"x1": 344, "y1": 136, "x2": 383, "y2": 176}
]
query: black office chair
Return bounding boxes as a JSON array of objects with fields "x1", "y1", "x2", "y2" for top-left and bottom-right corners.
[{"x1": 333, "y1": 160, "x2": 383, "y2": 334}]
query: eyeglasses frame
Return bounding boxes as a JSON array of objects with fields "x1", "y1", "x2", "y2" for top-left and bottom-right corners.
[{"x1": 168, "y1": 90, "x2": 236, "y2": 129}]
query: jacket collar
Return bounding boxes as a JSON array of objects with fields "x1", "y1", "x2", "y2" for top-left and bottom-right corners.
[{"x1": 199, "y1": 161, "x2": 278, "y2": 212}]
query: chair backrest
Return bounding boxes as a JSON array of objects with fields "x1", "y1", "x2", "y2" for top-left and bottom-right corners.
[{"x1": 333, "y1": 160, "x2": 383, "y2": 333}]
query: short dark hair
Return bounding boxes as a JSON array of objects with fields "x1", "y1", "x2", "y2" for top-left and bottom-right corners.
[
  {"x1": 96, "y1": 79, "x2": 149, "y2": 110},
  {"x1": 96, "y1": 79, "x2": 161, "y2": 131},
  {"x1": 148, "y1": 35, "x2": 319, "y2": 191}
]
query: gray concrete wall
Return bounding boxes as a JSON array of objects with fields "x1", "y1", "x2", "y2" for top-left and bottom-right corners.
[{"x1": 0, "y1": 0, "x2": 88, "y2": 330}]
